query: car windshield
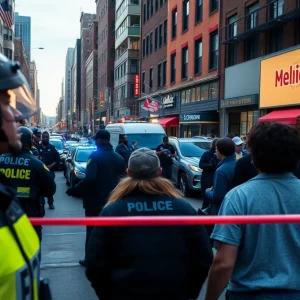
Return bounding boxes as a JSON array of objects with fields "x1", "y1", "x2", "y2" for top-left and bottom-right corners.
[
  {"x1": 126, "y1": 134, "x2": 166, "y2": 150},
  {"x1": 69, "y1": 145, "x2": 79, "y2": 154},
  {"x1": 75, "y1": 149, "x2": 96, "y2": 162},
  {"x1": 80, "y1": 138, "x2": 88, "y2": 143},
  {"x1": 179, "y1": 141, "x2": 211, "y2": 157},
  {"x1": 50, "y1": 140, "x2": 64, "y2": 150}
]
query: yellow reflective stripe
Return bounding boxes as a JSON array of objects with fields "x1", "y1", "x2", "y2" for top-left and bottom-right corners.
[
  {"x1": 13, "y1": 214, "x2": 40, "y2": 260},
  {"x1": 16, "y1": 187, "x2": 30, "y2": 198}
]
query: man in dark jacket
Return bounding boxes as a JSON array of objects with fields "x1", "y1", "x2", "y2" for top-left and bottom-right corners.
[
  {"x1": 199, "y1": 138, "x2": 219, "y2": 209},
  {"x1": 115, "y1": 134, "x2": 133, "y2": 167},
  {"x1": 66, "y1": 129, "x2": 126, "y2": 267}
]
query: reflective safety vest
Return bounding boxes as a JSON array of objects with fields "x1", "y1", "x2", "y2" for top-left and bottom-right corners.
[{"x1": 0, "y1": 199, "x2": 40, "y2": 300}]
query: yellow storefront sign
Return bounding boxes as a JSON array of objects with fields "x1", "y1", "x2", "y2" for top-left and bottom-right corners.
[{"x1": 260, "y1": 48, "x2": 300, "y2": 108}]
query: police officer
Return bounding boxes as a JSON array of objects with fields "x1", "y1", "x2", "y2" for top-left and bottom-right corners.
[
  {"x1": 31, "y1": 127, "x2": 42, "y2": 158},
  {"x1": 39, "y1": 130, "x2": 60, "y2": 209},
  {"x1": 0, "y1": 54, "x2": 42, "y2": 299},
  {"x1": 0, "y1": 126, "x2": 56, "y2": 240}
]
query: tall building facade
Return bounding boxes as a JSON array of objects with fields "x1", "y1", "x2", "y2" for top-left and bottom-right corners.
[
  {"x1": 29, "y1": 61, "x2": 38, "y2": 103},
  {"x1": 162, "y1": 0, "x2": 219, "y2": 137},
  {"x1": 80, "y1": 12, "x2": 96, "y2": 131},
  {"x1": 0, "y1": 19, "x2": 4, "y2": 54},
  {"x1": 219, "y1": 0, "x2": 300, "y2": 137},
  {"x1": 85, "y1": 20, "x2": 98, "y2": 132},
  {"x1": 71, "y1": 39, "x2": 81, "y2": 131},
  {"x1": 139, "y1": 0, "x2": 169, "y2": 131},
  {"x1": 64, "y1": 48, "x2": 74, "y2": 130},
  {"x1": 14, "y1": 39, "x2": 30, "y2": 82},
  {"x1": 14, "y1": 12, "x2": 31, "y2": 61},
  {"x1": 114, "y1": 0, "x2": 141, "y2": 119},
  {"x1": 96, "y1": 0, "x2": 116, "y2": 125}
]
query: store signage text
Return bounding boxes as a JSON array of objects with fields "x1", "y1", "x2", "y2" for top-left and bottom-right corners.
[
  {"x1": 162, "y1": 95, "x2": 175, "y2": 108},
  {"x1": 221, "y1": 98, "x2": 253, "y2": 108},
  {"x1": 183, "y1": 114, "x2": 201, "y2": 121},
  {"x1": 134, "y1": 74, "x2": 139, "y2": 97},
  {"x1": 275, "y1": 64, "x2": 300, "y2": 87}
]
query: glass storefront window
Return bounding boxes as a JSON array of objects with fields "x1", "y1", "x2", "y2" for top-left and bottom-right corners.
[
  {"x1": 181, "y1": 90, "x2": 186, "y2": 104},
  {"x1": 201, "y1": 83, "x2": 209, "y2": 100},
  {"x1": 253, "y1": 111, "x2": 259, "y2": 124},
  {"x1": 209, "y1": 81, "x2": 218, "y2": 99},
  {"x1": 195, "y1": 86, "x2": 201, "y2": 101},
  {"x1": 229, "y1": 111, "x2": 260, "y2": 137},
  {"x1": 247, "y1": 111, "x2": 253, "y2": 133},
  {"x1": 240, "y1": 112, "x2": 247, "y2": 136},
  {"x1": 181, "y1": 123, "x2": 218, "y2": 138},
  {"x1": 186, "y1": 89, "x2": 191, "y2": 104},
  {"x1": 190, "y1": 88, "x2": 195, "y2": 102}
]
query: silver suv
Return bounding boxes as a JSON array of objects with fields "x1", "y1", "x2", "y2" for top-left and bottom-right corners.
[{"x1": 168, "y1": 137, "x2": 212, "y2": 196}]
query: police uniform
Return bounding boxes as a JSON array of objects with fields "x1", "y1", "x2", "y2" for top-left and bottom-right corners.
[
  {"x1": 0, "y1": 149, "x2": 56, "y2": 240},
  {"x1": 31, "y1": 145, "x2": 40, "y2": 159},
  {"x1": 0, "y1": 182, "x2": 40, "y2": 300}
]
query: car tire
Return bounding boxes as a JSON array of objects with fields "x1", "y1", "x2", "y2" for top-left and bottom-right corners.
[
  {"x1": 66, "y1": 176, "x2": 70, "y2": 186},
  {"x1": 70, "y1": 174, "x2": 75, "y2": 188},
  {"x1": 179, "y1": 172, "x2": 190, "y2": 197}
]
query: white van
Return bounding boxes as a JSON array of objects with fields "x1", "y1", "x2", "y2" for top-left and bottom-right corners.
[{"x1": 105, "y1": 122, "x2": 166, "y2": 150}]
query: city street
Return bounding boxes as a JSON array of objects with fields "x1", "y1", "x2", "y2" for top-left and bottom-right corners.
[{"x1": 41, "y1": 172, "x2": 225, "y2": 300}]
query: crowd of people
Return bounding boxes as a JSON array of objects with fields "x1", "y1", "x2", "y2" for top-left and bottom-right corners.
[{"x1": 2, "y1": 52, "x2": 300, "y2": 300}]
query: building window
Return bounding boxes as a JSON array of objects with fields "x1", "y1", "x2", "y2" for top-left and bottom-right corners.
[
  {"x1": 210, "y1": 0, "x2": 219, "y2": 13},
  {"x1": 147, "y1": 0, "x2": 150, "y2": 19},
  {"x1": 209, "y1": 30, "x2": 218, "y2": 70},
  {"x1": 182, "y1": 0, "x2": 189, "y2": 32},
  {"x1": 194, "y1": 39, "x2": 202, "y2": 75},
  {"x1": 146, "y1": 35, "x2": 150, "y2": 55},
  {"x1": 297, "y1": 18, "x2": 300, "y2": 44},
  {"x1": 149, "y1": 68, "x2": 153, "y2": 89},
  {"x1": 247, "y1": 3, "x2": 259, "y2": 30},
  {"x1": 269, "y1": 0, "x2": 284, "y2": 20},
  {"x1": 150, "y1": 32, "x2": 153, "y2": 53},
  {"x1": 163, "y1": 20, "x2": 167, "y2": 45},
  {"x1": 162, "y1": 61, "x2": 167, "y2": 87},
  {"x1": 246, "y1": 37, "x2": 258, "y2": 60},
  {"x1": 195, "y1": 0, "x2": 203, "y2": 22},
  {"x1": 143, "y1": 4, "x2": 146, "y2": 23},
  {"x1": 157, "y1": 63, "x2": 162, "y2": 88},
  {"x1": 181, "y1": 46, "x2": 188, "y2": 79},
  {"x1": 130, "y1": 60, "x2": 138, "y2": 73},
  {"x1": 160, "y1": 0, "x2": 164, "y2": 6},
  {"x1": 159, "y1": 24, "x2": 163, "y2": 47},
  {"x1": 154, "y1": 27, "x2": 158, "y2": 50},
  {"x1": 142, "y1": 72, "x2": 145, "y2": 93},
  {"x1": 227, "y1": 15, "x2": 237, "y2": 66},
  {"x1": 155, "y1": 0, "x2": 159, "y2": 11},
  {"x1": 268, "y1": 26, "x2": 283, "y2": 54},
  {"x1": 150, "y1": 0, "x2": 154, "y2": 16},
  {"x1": 170, "y1": 53, "x2": 176, "y2": 83},
  {"x1": 172, "y1": 9, "x2": 177, "y2": 39},
  {"x1": 142, "y1": 39, "x2": 146, "y2": 57}
]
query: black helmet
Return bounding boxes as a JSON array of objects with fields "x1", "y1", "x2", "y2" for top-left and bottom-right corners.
[
  {"x1": 31, "y1": 127, "x2": 42, "y2": 136},
  {"x1": 19, "y1": 126, "x2": 33, "y2": 148},
  {"x1": 0, "y1": 54, "x2": 37, "y2": 119}
]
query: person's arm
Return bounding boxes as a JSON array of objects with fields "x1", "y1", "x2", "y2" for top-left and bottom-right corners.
[
  {"x1": 169, "y1": 145, "x2": 176, "y2": 158},
  {"x1": 35, "y1": 161, "x2": 56, "y2": 197},
  {"x1": 205, "y1": 170, "x2": 228, "y2": 203},
  {"x1": 47, "y1": 147, "x2": 60, "y2": 170},
  {"x1": 205, "y1": 243, "x2": 238, "y2": 300},
  {"x1": 155, "y1": 145, "x2": 164, "y2": 156},
  {"x1": 231, "y1": 158, "x2": 247, "y2": 188},
  {"x1": 199, "y1": 151, "x2": 213, "y2": 170},
  {"x1": 85, "y1": 208, "x2": 114, "y2": 299}
]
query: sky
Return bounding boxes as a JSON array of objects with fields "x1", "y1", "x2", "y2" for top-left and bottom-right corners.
[{"x1": 16, "y1": 0, "x2": 96, "y2": 116}]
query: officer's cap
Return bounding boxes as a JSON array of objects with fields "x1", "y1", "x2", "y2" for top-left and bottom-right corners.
[{"x1": 92, "y1": 130, "x2": 110, "y2": 141}]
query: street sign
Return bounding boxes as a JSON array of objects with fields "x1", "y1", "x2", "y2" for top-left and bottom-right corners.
[{"x1": 134, "y1": 74, "x2": 139, "y2": 97}]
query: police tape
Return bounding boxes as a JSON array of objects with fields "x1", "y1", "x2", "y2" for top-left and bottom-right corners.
[{"x1": 29, "y1": 215, "x2": 300, "y2": 226}]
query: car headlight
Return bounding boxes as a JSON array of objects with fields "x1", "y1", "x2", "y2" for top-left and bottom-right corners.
[
  {"x1": 60, "y1": 154, "x2": 67, "y2": 159},
  {"x1": 74, "y1": 169, "x2": 86, "y2": 178},
  {"x1": 188, "y1": 164, "x2": 202, "y2": 172}
]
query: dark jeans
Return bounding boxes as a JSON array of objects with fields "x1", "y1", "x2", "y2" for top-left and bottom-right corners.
[
  {"x1": 47, "y1": 171, "x2": 55, "y2": 205},
  {"x1": 227, "y1": 290, "x2": 300, "y2": 300},
  {"x1": 84, "y1": 209, "x2": 102, "y2": 258},
  {"x1": 162, "y1": 165, "x2": 172, "y2": 180}
]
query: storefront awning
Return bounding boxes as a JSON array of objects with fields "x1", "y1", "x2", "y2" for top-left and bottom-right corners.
[
  {"x1": 159, "y1": 116, "x2": 179, "y2": 128},
  {"x1": 258, "y1": 109, "x2": 300, "y2": 125}
]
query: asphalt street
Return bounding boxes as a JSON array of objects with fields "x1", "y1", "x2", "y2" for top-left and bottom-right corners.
[{"x1": 41, "y1": 172, "x2": 225, "y2": 300}]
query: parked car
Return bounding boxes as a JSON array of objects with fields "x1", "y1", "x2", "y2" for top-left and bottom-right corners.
[
  {"x1": 65, "y1": 140, "x2": 79, "y2": 150},
  {"x1": 64, "y1": 143, "x2": 80, "y2": 178},
  {"x1": 49, "y1": 139, "x2": 66, "y2": 170},
  {"x1": 168, "y1": 137, "x2": 211, "y2": 196},
  {"x1": 79, "y1": 137, "x2": 89, "y2": 144},
  {"x1": 65, "y1": 146, "x2": 97, "y2": 187}
]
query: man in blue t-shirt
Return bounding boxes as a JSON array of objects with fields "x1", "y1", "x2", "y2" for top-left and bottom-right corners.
[{"x1": 205, "y1": 122, "x2": 300, "y2": 300}]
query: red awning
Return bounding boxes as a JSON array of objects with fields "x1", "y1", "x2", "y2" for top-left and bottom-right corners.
[
  {"x1": 159, "y1": 117, "x2": 179, "y2": 128},
  {"x1": 258, "y1": 109, "x2": 300, "y2": 125}
]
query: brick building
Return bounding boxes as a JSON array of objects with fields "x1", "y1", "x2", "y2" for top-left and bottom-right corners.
[
  {"x1": 14, "y1": 39, "x2": 30, "y2": 83},
  {"x1": 219, "y1": 0, "x2": 300, "y2": 137},
  {"x1": 96, "y1": 0, "x2": 115, "y2": 126},
  {"x1": 139, "y1": 0, "x2": 172, "y2": 132},
  {"x1": 80, "y1": 12, "x2": 96, "y2": 132},
  {"x1": 165, "y1": 0, "x2": 220, "y2": 137}
]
